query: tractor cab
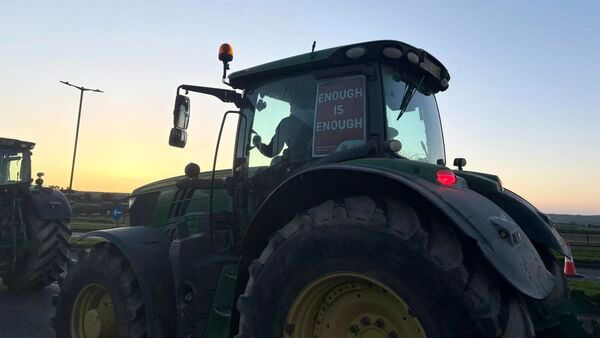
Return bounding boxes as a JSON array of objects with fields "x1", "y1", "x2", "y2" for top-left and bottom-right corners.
[
  {"x1": 170, "y1": 41, "x2": 451, "y2": 210},
  {"x1": 0, "y1": 138, "x2": 33, "y2": 187}
]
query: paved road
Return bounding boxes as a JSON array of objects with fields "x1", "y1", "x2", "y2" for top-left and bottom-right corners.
[
  {"x1": 0, "y1": 281, "x2": 56, "y2": 338},
  {"x1": 577, "y1": 267, "x2": 600, "y2": 280}
]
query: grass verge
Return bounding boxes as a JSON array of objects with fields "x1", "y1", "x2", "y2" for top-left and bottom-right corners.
[
  {"x1": 70, "y1": 222, "x2": 117, "y2": 232},
  {"x1": 553, "y1": 243, "x2": 600, "y2": 265},
  {"x1": 569, "y1": 280, "x2": 600, "y2": 298},
  {"x1": 69, "y1": 237, "x2": 106, "y2": 248}
]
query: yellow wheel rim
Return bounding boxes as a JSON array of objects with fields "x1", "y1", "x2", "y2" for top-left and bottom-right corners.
[
  {"x1": 285, "y1": 272, "x2": 427, "y2": 338},
  {"x1": 71, "y1": 283, "x2": 117, "y2": 338}
]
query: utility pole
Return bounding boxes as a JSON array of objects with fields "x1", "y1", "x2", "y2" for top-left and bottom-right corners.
[{"x1": 59, "y1": 81, "x2": 103, "y2": 197}]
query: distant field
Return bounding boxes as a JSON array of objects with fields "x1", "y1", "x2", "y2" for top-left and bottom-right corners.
[
  {"x1": 555, "y1": 223, "x2": 600, "y2": 264},
  {"x1": 69, "y1": 237, "x2": 106, "y2": 248},
  {"x1": 69, "y1": 219, "x2": 119, "y2": 247},
  {"x1": 555, "y1": 223, "x2": 600, "y2": 235},
  {"x1": 568, "y1": 245, "x2": 600, "y2": 265},
  {"x1": 552, "y1": 244, "x2": 600, "y2": 265},
  {"x1": 70, "y1": 221, "x2": 118, "y2": 232}
]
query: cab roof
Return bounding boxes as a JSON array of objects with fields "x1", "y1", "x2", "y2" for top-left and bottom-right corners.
[
  {"x1": 0, "y1": 137, "x2": 35, "y2": 150},
  {"x1": 228, "y1": 40, "x2": 450, "y2": 93}
]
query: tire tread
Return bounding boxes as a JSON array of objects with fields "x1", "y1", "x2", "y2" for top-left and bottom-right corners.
[{"x1": 237, "y1": 196, "x2": 532, "y2": 338}]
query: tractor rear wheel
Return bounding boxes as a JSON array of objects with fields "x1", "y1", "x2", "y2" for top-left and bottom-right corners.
[
  {"x1": 3, "y1": 213, "x2": 70, "y2": 289},
  {"x1": 237, "y1": 196, "x2": 535, "y2": 338},
  {"x1": 53, "y1": 242, "x2": 147, "y2": 338}
]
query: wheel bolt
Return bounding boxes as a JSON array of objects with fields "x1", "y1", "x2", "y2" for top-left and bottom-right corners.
[
  {"x1": 388, "y1": 331, "x2": 398, "y2": 338},
  {"x1": 360, "y1": 316, "x2": 370, "y2": 326},
  {"x1": 349, "y1": 324, "x2": 359, "y2": 334},
  {"x1": 375, "y1": 319, "x2": 385, "y2": 328}
]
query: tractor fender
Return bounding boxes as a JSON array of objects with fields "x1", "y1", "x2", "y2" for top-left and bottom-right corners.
[
  {"x1": 78, "y1": 226, "x2": 176, "y2": 337},
  {"x1": 456, "y1": 171, "x2": 571, "y2": 257},
  {"x1": 241, "y1": 164, "x2": 555, "y2": 300},
  {"x1": 27, "y1": 188, "x2": 72, "y2": 220}
]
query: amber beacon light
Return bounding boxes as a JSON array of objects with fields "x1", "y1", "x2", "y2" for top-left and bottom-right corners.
[{"x1": 218, "y1": 43, "x2": 234, "y2": 62}]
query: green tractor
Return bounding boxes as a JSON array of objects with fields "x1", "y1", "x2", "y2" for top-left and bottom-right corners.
[
  {"x1": 0, "y1": 137, "x2": 71, "y2": 290},
  {"x1": 54, "y1": 40, "x2": 595, "y2": 337}
]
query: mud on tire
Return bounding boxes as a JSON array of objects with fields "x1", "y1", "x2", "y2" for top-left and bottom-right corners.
[
  {"x1": 53, "y1": 242, "x2": 147, "y2": 338},
  {"x1": 237, "y1": 196, "x2": 535, "y2": 338},
  {"x1": 3, "y1": 213, "x2": 70, "y2": 290}
]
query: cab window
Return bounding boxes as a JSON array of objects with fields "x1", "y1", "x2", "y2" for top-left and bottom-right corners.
[
  {"x1": 383, "y1": 65, "x2": 445, "y2": 164},
  {"x1": 243, "y1": 74, "x2": 368, "y2": 175}
]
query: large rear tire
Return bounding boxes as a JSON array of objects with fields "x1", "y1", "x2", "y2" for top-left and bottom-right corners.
[
  {"x1": 237, "y1": 196, "x2": 535, "y2": 338},
  {"x1": 3, "y1": 213, "x2": 70, "y2": 290},
  {"x1": 53, "y1": 242, "x2": 147, "y2": 338}
]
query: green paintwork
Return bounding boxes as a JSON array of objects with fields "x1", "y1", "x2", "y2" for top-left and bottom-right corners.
[
  {"x1": 0, "y1": 197, "x2": 28, "y2": 273},
  {"x1": 455, "y1": 170, "x2": 502, "y2": 192},
  {"x1": 204, "y1": 264, "x2": 238, "y2": 338},
  {"x1": 344, "y1": 157, "x2": 445, "y2": 185},
  {"x1": 0, "y1": 137, "x2": 36, "y2": 275},
  {"x1": 0, "y1": 138, "x2": 34, "y2": 275},
  {"x1": 228, "y1": 45, "x2": 339, "y2": 84},
  {"x1": 131, "y1": 175, "x2": 185, "y2": 196},
  {"x1": 129, "y1": 169, "x2": 232, "y2": 233},
  {"x1": 228, "y1": 40, "x2": 450, "y2": 93}
]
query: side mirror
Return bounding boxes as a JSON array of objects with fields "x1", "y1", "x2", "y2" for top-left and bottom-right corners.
[
  {"x1": 173, "y1": 94, "x2": 190, "y2": 129},
  {"x1": 169, "y1": 128, "x2": 187, "y2": 148}
]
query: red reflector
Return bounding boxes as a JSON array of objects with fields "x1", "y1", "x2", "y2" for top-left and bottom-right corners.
[{"x1": 436, "y1": 169, "x2": 457, "y2": 186}]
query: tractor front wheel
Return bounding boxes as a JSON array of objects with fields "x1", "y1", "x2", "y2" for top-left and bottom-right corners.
[
  {"x1": 237, "y1": 196, "x2": 535, "y2": 338},
  {"x1": 53, "y1": 242, "x2": 146, "y2": 338}
]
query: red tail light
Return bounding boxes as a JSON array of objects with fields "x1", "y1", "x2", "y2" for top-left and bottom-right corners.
[{"x1": 436, "y1": 169, "x2": 457, "y2": 186}]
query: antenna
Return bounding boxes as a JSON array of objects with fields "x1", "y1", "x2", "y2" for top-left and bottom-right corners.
[{"x1": 311, "y1": 41, "x2": 316, "y2": 59}]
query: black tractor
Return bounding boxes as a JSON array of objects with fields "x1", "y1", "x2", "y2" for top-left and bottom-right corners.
[{"x1": 0, "y1": 137, "x2": 71, "y2": 289}]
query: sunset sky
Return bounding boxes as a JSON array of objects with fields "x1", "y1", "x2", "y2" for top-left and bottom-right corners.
[{"x1": 1, "y1": 1, "x2": 599, "y2": 214}]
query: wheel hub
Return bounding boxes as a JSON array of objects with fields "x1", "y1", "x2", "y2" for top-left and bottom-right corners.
[
  {"x1": 285, "y1": 272, "x2": 426, "y2": 338},
  {"x1": 71, "y1": 284, "x2": 117, "y2": 338},
  {"x1": 83, "y1": 309, "x2": 101, "y2": 337}
]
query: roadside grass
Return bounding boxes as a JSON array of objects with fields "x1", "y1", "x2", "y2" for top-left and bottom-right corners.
[
  {"x1": 69, "y1": 219, "x2": 116, "y2": 247},
  {"x1": 69, "y1": 237, "x2": 106, "y2": 248},
  {"x1": 553, "y1": 243, "x2": 600, "y2": 265},
  {"x1": 568, "y1": 246, "x2": 600, "y2": 265},
  {"x1": 72, "y1": 217, "x2": 114, "y2": 224},
  {"x1": 70, "y1": 221, "x2": 117, "y2": 232},
  {"x1": 569, "y1": 280, "x2": 600, "y2": 298}
]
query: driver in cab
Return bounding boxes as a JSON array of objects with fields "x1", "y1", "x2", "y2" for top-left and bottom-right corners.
[{"x1": 252, "y1": 93, "x2": 313, "y2": 164}]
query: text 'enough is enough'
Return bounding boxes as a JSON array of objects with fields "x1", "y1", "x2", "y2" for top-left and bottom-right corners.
[
  {"x1": 316, "y1": 118, "x2": 364, "y2": 131},
  {"x1": 317, "y1": 88, "x2": 364, "y2": 103}
]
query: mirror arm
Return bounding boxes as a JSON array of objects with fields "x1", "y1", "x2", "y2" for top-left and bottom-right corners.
[{"x1": 178, "y1": 85, "x2": 243, "y2": 108}]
